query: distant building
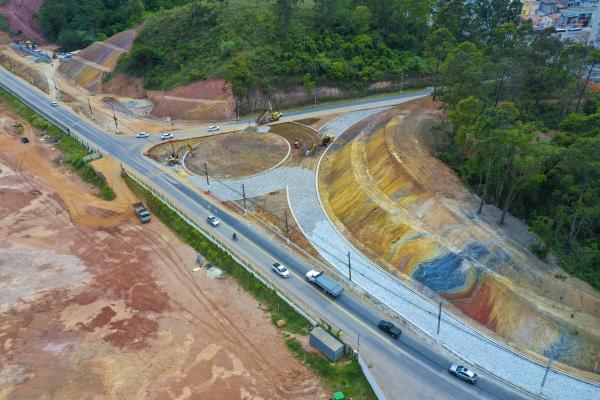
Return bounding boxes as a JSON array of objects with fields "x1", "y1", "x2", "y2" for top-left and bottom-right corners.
[{"x1": 589, "y1": 1, "x2": 600, "y2": 46}]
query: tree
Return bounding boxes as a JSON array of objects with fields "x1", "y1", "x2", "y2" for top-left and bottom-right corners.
[
  {"x1": 551, "y1": 137, "x2": 600, "y2": 244},
  {"x1": 440, "y1": 42, "x2": 486, "y2": 105},
  {"x1": 303, "y1": 73, "x2": 316, "y2": 107},
  {"x1": 276, "y1": 0, "x2": 302, "y2": 34},
  {"x1": 423, "y1": 28, "x2": 456, "y2": 100},
  {"x1": 576, "y1": 48, "x2": 600, "y2": 113}
]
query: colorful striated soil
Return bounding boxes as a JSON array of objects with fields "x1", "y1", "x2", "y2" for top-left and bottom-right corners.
[
  {"x1": 319, "y1": 109, "x2": 600, "y2": 374},
  {"x1": 59, "y1": 28, "x2": 139, "y2": 92}
]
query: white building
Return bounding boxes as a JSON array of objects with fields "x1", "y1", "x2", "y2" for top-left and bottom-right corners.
[{"x1": 589, "y1": 0, "x2": 600, "y2": 46}]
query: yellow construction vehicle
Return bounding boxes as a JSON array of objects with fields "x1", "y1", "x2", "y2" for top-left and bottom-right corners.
[
  {"x1": 166, "y1": 143, "x2": 193, "y2": 165},
  {"x1": 321, "y1": 134, "x2": 334, "y2": 147},
  {"x1": 256, "y1": 110, "x2": 282, "y2": 125}
]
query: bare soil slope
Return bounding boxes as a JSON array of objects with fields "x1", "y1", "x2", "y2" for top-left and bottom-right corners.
[
  {"x1": 319, "y1": 100, "x2": 600, "y2": 374},
  {"x1": 0, "y1": 109, "x2": 326, "y2": 399},
  {"x1": 0, "y1": 0, "x2": 45, "y2": 43},
  {"x1": 148, "y1": 79, "x2": 236, "y2": 121}
]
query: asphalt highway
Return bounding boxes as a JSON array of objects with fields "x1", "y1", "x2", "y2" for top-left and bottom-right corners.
[{"x1": 0, "y1": 66, "x2": 534, "y2": 400}]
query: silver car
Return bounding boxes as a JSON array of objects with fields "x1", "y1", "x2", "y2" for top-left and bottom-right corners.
[
  {"x1": 272, "y1": 263, "x2": 290, "y2": 278},
  {"x1": 448, "y1": 364, "x2": 478, "y2": 384},
  {"x1": 207, "y1": 216, "x2": 220, "y2": 226}
]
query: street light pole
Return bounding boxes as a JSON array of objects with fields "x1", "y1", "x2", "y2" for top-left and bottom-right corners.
[{"x1": 347, "y1": 251, "x2": 352, "y2": 281}]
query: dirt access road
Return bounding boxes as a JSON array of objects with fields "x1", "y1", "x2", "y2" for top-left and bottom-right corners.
[{"x1": 0, "y1": 108, "x2": 326, "y2": 399}]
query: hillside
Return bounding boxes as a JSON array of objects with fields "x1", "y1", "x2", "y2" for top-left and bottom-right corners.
[
  {"x1": 0, "y1": 0, "x2": 45, "y2": 43},
  {"x1": 115, "y1": 1, "x2": 429, "y2": 103}
]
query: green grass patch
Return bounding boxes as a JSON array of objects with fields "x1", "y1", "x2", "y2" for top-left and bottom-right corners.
[
  {"x1": 124, "y1": 175, "x2": 376, "y2": 398},
  {"x1": 286, "y1": 337, "x2": 376, "y2": 399},
  {"x1": 0, "y1": 87, "x2": 115, "y2": 200}
]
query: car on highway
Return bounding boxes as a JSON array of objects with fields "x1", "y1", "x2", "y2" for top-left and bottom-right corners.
[
  {"x1": 208, "y1": 125, "x2": 220, "y2": 132},
  {"x1": 448, "y1": 364, "x2": 478, "y2": 384},
  {"x1": 207, "y1": 216, "x2": 220, "y2": 226},
  {"x1": 136, "y1": 131, "x2": 150, "y2": 138},
  {"x1": 377, "y1": 320, "x2": 402, "y2": 338},
  {"x1": 271, "y1": 263, "x2": 290, "y2": 278},
  {"x1": 160, "y1": 132, "x2": 174, "y2": 140},
  {"x1": 50, "y1": 100, "x2": 58, "y2": 107}
]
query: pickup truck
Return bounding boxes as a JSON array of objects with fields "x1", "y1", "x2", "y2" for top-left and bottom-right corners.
[
  {"x1": 132, "y1": 202, "x2": 151, "y2": 223},
  {"x1": 305, "y1": 270, "x2": 344, "y2": 297}
]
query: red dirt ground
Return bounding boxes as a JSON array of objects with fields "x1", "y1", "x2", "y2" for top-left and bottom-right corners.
[
  {"x1": 0, "y1": 108, "x2": 327, "y2": 399},
  {"x1": 0, "y1": 0, "x2": 45, "y2": 43},
  {"x1": 148, "y1": 78, "x2": 236, "y2": 121}
]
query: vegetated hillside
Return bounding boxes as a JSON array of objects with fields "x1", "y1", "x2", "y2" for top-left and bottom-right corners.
[
  {"x1": 115, "y1": 0, "x2": 431, "y2": 98},
  {"x1": 432, "y1": 11, "x2": 600, "y2": 292},
  {"x1": 35, "y1": 0, "x2": 193, "y2": 50}
]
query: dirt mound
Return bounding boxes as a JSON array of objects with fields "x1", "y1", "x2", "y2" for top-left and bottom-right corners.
[
  {"x1": 59, "y1": 28, "x2": 139, "y2": 92},
  {"x1": 148, "y1": 78, "x2": 236, "y2": 121},
  {"x1": 0, "y1": 0, "x2": 45, "y2": 43},
  {"x1": 319, "y1": 103, "x2": 600, "y2": 373}
]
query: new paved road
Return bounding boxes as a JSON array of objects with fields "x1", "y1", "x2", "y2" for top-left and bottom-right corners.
[{"x1": 1, "y1": 66, "x2": 537, "y2": 400}]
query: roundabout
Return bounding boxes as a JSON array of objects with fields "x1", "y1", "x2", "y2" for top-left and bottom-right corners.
[{"x1": 184, "y1": 131, "x2": 289, "y2": 180}]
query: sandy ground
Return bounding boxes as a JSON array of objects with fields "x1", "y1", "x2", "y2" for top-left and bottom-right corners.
[
  {"x1": 0, "y1": 108, "x2": 327, "y2": 399},
  {"x1": 0, "y1": 45, "x2": 203, "y2": 136}
]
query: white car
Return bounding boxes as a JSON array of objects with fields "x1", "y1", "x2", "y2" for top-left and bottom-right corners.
[
  {"x1": 50, "y1": 100, "x2": 58, "y2": 107},
  {"x1": 207, "y1": 216, "x2": 220, "y2": 226},
  {"x1": 208, "y1": 125, "x2": 220, "y2": 132},
  {"x1": 272, "y1": 263, "x2": 290, "y2": 278},
  {"x1": 160, "y1": 132, "x2": 174, "y2": 140},
  {"x1": 136, "y1": 131, "x2": 150, "y2": 138}
]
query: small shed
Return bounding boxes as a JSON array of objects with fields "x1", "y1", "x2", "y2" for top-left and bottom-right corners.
[{"x1": 310, "y1": 327, "x2": 344, "y2": 361}]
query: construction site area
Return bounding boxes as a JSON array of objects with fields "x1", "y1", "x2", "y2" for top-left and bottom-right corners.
[
  {"x1": 1, "y1": 4, "x2": 600, "y2": 398},
  {"x1": 0, "y1": 103, "x2": 327, "y2": 398}
]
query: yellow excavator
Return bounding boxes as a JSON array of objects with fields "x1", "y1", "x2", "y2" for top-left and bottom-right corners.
[{"x1": 166, "y1": 143, "x2": 193, "y2": 165}]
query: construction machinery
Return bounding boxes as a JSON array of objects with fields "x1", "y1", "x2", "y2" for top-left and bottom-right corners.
[
  {"x1": 321, "y1": 134, "x2": 334, "y2": 147},
  {"x1": 166, "y1": 143, "x2": 193, "y2": 165},
  {"x1": 256, "y1": 110, "x2": 282, "y2": 125}
]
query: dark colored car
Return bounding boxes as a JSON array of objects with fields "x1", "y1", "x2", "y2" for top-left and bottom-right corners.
[
  {"x1": 21, "y1": 137, "x2": 29, "y2": 143},
  {"x1": 377, "y1": 320, "x2": 402, "y2": 338}
]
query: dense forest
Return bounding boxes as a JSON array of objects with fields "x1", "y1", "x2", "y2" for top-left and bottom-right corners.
[
  {"x1": 35, "y1": 0, "x2": 193, "y2": 50},
  {"x1": 35, "y1": 0, "x2": 600, "y2": 290},
  {"x1": 432, "y1": 4, "x2": 600, "y2": 290}
]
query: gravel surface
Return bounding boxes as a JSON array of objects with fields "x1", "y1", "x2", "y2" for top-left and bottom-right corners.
[{"x1": 187, "y1": 107, "x2": 600, "y2": 400}]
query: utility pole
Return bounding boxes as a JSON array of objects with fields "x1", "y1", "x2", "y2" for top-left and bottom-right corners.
[
  {"x1": 347, "y1": 251, "x2": 352, "y2": 281},
  {"x1": 169, "y1": 106, "x2": 174, "y2": 127},
  {"x1": 111, "y1": 104, "x2": 118, "y2": 131},
  {"x1": 236, "y1": 100, "x2": 240, "y2": 121},
  {"x1": 357, "y1": 332, "x2": 361, "y2": 353},
  {"x1": 242, "y1": 184, "x2": 247, "y2": 214},
  {"x1": 284, "y1": 210, "x2": 289, "y2": 244},
  {"x1": 541, "y1": 356, "x2": 555, "y2": 390},
  {"x1": 88, "y1": 98, "x2": 94, "y2": 120},
  {"x1": 400, "y1": 71, "x2": 406, "y2": 93},
  {"x1": 204, "y1": 162, "x2": 210, "y2": 187},
  {"x1": 7, "y1": 56, "x2": 13, "y2": 72},
  {"x1": 437, "y1": 302, "x2": 443, "y2": 335}
]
